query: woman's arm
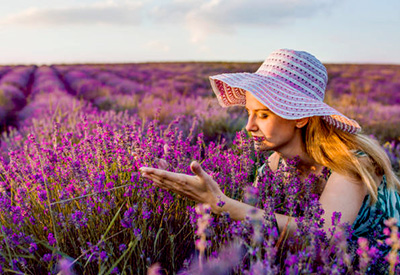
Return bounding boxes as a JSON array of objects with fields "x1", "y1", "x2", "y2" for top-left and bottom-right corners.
[
  {"x1": 215, "y1": 195, "x2": 297, "y2": 234},
  {"x1": 140, "y1": 161, "x2": 372, "y2": 237},
  {"x1": 140, "y1": 161, "x2": 296, "y2": 234}
]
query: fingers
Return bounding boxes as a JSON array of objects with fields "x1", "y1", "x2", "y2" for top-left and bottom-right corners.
[
  {"x1": 141, "y1": 170, "x2": 194, "y2": 199},
  {"x1": 140, "y1": 167, "x2": 186, "y2": 183},
  {"x1": 155, "y1": 158, "x2": 168, "y2": 170},
  {"x1": 145, "y1": 173, "x2": 180, "y2": 190},
  {"x1": 190, "y1": 161, "x2": 211, "y2": 180},
  {"x1": 140, "y1": 167, "x2": 189, "y2": 190},
  {"x1": 190, "y1": 161, "x2": 201, "y2": 175}
]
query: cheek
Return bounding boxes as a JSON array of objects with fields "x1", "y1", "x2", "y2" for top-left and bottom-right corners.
[{"x1": 260, "y1": 121, "x2": 295, "y2": 141}]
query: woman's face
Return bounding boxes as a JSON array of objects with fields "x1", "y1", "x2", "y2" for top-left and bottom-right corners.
[{"x1": 245, "y1": 91, "x2": 300, "y2": 153}]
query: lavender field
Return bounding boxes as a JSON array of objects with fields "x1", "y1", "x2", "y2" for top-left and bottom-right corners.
[{"x1": 0, "y1": 62, "x2": 399, "y2": 274}]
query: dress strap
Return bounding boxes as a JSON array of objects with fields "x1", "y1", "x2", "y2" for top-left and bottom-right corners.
[{"x1": 351, "y1": 149, "x2": 368, "y2": 157}]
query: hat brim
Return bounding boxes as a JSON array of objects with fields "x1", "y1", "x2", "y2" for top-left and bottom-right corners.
[{"x1": 209, "y1": 72, "x2": 361, "y2": 134}]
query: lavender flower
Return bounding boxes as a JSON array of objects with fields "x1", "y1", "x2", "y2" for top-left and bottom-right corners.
[
  {"x1": 48, "y1": 233, "x2": 57, "y2": 246},
  {"x1": 121, "y1": 205, "x2": 137, "y2": 228}
]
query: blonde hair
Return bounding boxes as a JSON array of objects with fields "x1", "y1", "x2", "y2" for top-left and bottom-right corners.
[{"x1": 304, "y1": 116, "x2": 400, "y2": 204}]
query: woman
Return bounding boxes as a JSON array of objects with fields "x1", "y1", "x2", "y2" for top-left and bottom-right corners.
[{"x1": 140, "y1": 49, "x2": 400, "y2": 269}]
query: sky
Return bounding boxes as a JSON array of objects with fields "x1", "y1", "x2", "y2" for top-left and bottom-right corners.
[{"x1": 0, "y1": 0, "x2": 399, "y2": 65}]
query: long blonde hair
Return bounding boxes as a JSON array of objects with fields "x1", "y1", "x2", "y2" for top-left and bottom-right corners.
[{"x1": 304, "y1": 116, "x2": 400, "y2": 204}]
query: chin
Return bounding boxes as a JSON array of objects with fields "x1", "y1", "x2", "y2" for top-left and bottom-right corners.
[{"x1": 254, "y1": 143, "x2": 271, "y2": 152}]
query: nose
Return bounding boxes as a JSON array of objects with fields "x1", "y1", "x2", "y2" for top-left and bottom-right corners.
[{"x1": 245, "y1": 115, "x2": 258, "y2": 132}]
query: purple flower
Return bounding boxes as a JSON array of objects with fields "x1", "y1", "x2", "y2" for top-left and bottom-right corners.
[
  {"x1": 119, "y1": 244, "x2": 127, "y2": 252},
  {"x1": 12, "y1": 259, "x2": 18, "y2": 269},
  {"x1": 142, "y1": 205, "x2": 152, "y2": 220},
  {"x1": 331, "y1": 211, "x2": 342, "y2": 227},
  {"x1": 48, "y1": 233, "x2": 57, "y2": 246},
  {"x1": 217, "y1": 196, "x2": 226, "y2": 208},
  {"x1": 106, "y1": 182, "x2": 114, "y2": 189},
  {"x1": 38, "y1": 189, "x2": 48, "y2": 202},
  {"x1": 110, "y1": 267, "x2": 120, "y2": 274},
  {"x1": 70, "y1": 210, "x2": 88, "y2": 228},
  {"x1": 100, "y1": 251, "x2": 108, "y2": 262},
  {"x1": 134, "y1": 228, "x2": 142, "y2": 239},
  {"x1": 29, "y1": 242, "x2": 38, "y2": 253},
  {"x1": 123, "y1": 186, "x2": 133, "y2": 197},
  {"x1": 18, "y1": 257, "x2": 27, "y2": 267},
  {"x1": 29, "y1": 215, "x2": 36, "y2": 225},
  {"x1": 121, "y1": 206, "x2": 137, "y2": 228},
  {"x1": 43, "y1": 253, "x2": 52, "y2": 262}
]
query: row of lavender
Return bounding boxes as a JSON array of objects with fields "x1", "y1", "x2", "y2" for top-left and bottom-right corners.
[
  {"x1": 52, "y1": 63, "x2": 249, "y2": 143},
  {"x1": 2, "y1": 63, "x2": 400, "y2": 110},
  {"x1": 53, "y1": 62, "x2": 400, "y2": 143},
  {"x1": 324, "y1": 64, "x2": 400, "y2": 143},
  {"x1": 2, "y1": 63, "x2": 399, "y2": 143},
  {"x1": 0, "y1": 63, "x2": 249, "y2": 146},
  {"x1": 0, "y1": 63, "x2": 399, "y2": 274},
  {"x1": 0, "y1": 66, "x2": 36, "y2": 128}
]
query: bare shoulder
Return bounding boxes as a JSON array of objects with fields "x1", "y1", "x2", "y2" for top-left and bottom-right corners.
[
  {"x1": 323, "y1": 172, "x2": 367, "y2": 194},
  {"x1": 267, "y1": 152, "x2": 280, "y2": 172},
  {"x1": 319, "y1": 171, "x2": 369, "y2": 224}
]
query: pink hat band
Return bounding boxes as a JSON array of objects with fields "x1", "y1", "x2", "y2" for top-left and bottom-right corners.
[{"x1": 209, "y1": 49, "x2": 361, "y2": 134}]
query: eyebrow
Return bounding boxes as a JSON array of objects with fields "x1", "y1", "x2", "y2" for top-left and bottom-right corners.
[{"x1": 245, "y1": 107, "x2": 270, "y2": 112}]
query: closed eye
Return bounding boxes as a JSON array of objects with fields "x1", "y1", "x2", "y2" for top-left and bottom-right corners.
[
  {"x1": 245, "y1": 108, "x2": 270, "y2": 119},
  {"x1": 258, "y1": 113, "x2": 268, "y2": 119}
]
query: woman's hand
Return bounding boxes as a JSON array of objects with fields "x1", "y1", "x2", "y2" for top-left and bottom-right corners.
[
  {"x1": 139, "y1": 161, "x2": 226, "y2": 214},
  {"x1": 141, "y1": 160, "x2": 267, "y2": 222}
]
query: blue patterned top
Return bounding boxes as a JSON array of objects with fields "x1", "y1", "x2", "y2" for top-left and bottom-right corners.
[
  {"x1": 343, "y1": 151, "x2": 400, "y2": 249},
  {"x1": 352, "y1": 175, "x2": 400, "y2": 238},
  {"x1": 351, "y1": 174, "x2": 400, "y2": 273}
]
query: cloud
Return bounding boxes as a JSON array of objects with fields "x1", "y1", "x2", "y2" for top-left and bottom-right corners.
[
  {"x1": 0, "y1": 0, "x2": 144, "y2": 26},
  {"x1": 152, "y1": 0, "x2": 336, "y2": 42}
]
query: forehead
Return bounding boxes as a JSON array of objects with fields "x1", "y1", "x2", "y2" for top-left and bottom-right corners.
[{"x1": 245, "y1": 91, "x2": 268, "y2": 109}]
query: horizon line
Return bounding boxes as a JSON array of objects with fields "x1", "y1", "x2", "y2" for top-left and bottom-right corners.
[{"x1": 1, "y1": 60, "x2": 400, "y2": 66}]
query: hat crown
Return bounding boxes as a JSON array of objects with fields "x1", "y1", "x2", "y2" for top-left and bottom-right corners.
[{"x1": 255, "y1": 49, "x2": 328, "y2": 101}]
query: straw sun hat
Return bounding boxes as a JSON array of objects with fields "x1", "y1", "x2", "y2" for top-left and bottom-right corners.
[{"x1": 209, "y1": 48, "x2": 361, "y2": 134}]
